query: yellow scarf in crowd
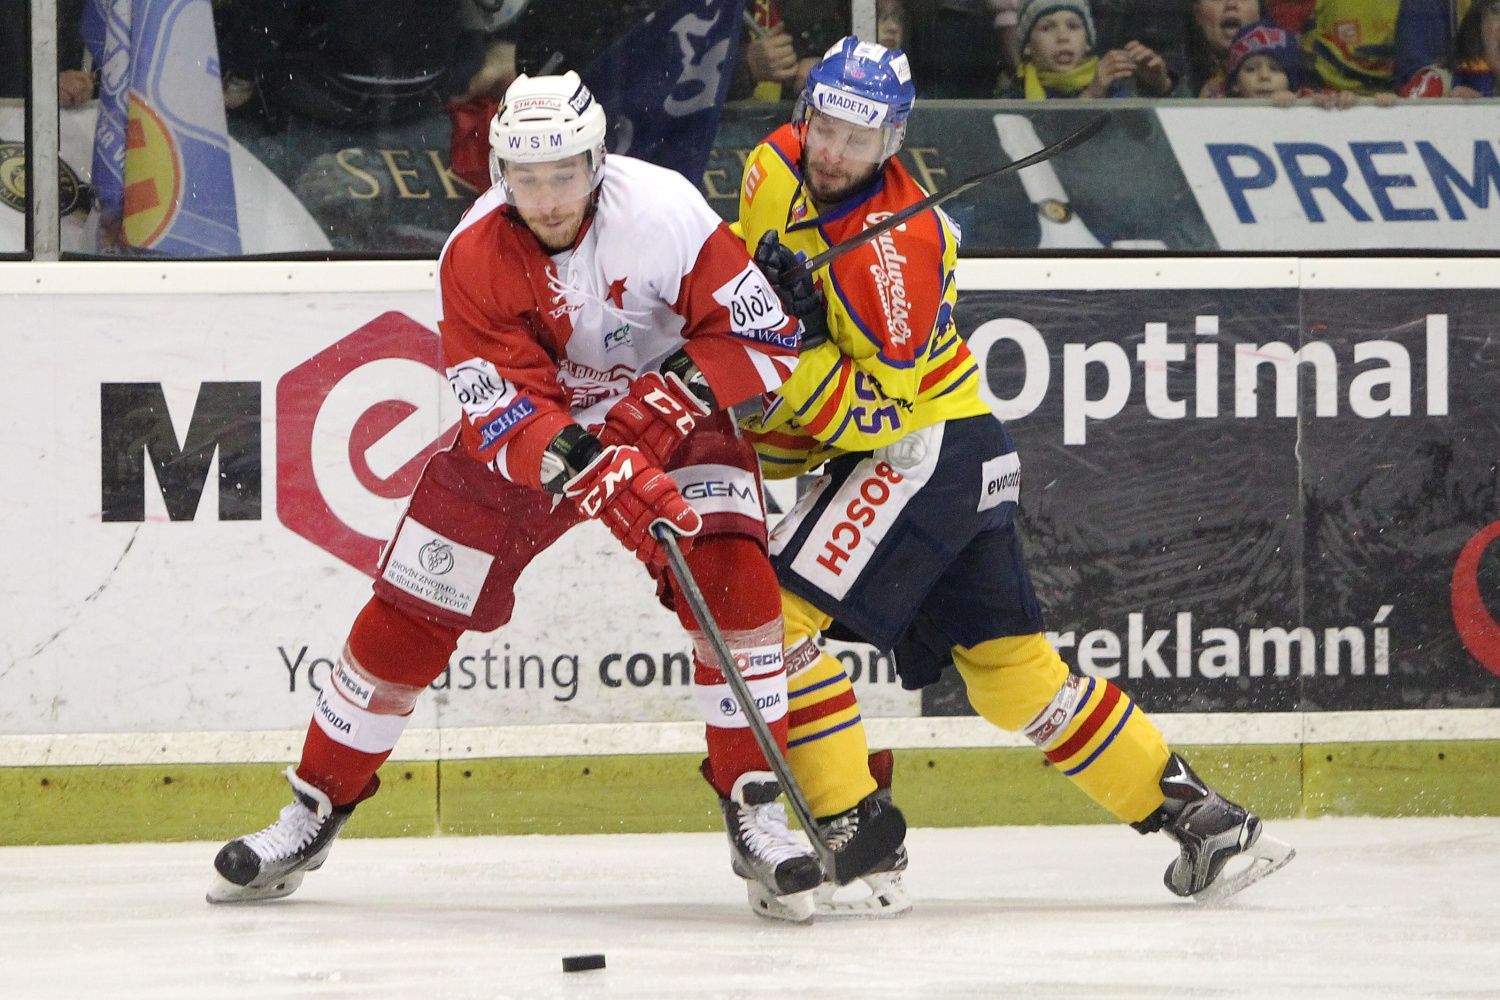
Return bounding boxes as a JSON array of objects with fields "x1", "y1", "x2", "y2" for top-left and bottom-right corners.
[{"x1": 1023, "y1": 56, "x2": 1101, "y2": 99}]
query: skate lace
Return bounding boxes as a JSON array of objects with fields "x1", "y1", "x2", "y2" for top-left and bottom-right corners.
[
  {"x1": 241, "y1": 800, "x2": 325, "y2": 862},
  {"x1": 820, "y1": 810, "x2": 859, "y2": 852},
  {"x1": 739, "y1": 801, "x2": 808, "y2": 865}
]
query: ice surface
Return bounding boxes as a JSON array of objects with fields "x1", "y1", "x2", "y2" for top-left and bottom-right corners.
[{"x1": 2, "y1": 818, "x2": 1497, "y2": 999}]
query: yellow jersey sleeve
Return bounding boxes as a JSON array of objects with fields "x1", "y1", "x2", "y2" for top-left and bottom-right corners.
[{"x1": 735, "y1": 128, "x2": 988, "y2": 471}]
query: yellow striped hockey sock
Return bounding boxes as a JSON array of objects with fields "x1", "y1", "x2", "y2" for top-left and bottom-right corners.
[
  {"x1": 781, "y1": 589, "x2": 877, "y2": 818},
  {"x1": 954, "y1": 633, "x2": 1170, "y2": 824}
]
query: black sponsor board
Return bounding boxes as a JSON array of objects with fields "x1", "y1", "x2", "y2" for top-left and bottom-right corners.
[
  {"x1": 1298, "y1": 289, "x2": 1500, "y2": 711},
  {"x1": 919, "y1": 287, "x2": 1500, "y2": 716}
]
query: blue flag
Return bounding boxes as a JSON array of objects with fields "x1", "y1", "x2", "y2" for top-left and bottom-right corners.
[
  {"x1": 582, "y1": 0, "x2": 742, "y2": 185},
  {"x1": 82, "y1": 0, "x2": 240, "y2": 255}
]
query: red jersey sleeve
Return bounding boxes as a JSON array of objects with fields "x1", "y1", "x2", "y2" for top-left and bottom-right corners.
[
  {"x1": 437, "y1": 215, "x2": 575, "y2": 489},
  {"x1": 668, "y1": 221, "x2": 800, "y2": 409}
]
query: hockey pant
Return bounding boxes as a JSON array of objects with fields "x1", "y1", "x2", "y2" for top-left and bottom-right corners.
[{"x1": 297, "y1": 428, "x2": 789, "y2": 807}]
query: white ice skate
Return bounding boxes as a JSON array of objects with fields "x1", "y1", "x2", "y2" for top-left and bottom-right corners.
[
  {"x1": 206, "y1": 766, "x2": 362, "y2": 904},
  {"x1": 718, "y1": 771, "x2": 823, "y2": 924}
]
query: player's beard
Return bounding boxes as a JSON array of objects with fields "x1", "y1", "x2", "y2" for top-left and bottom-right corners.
[
  {"x1": 520, "y1": 199, "x2": 592, "y2": 253},
  {"x1": 804, "y1": 158, "x2": 880, "y2": 209}
]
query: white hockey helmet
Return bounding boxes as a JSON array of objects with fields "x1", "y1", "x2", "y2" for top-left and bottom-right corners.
[{"x1": 488, "y1": 71, "x2": 608, "y2": 198}]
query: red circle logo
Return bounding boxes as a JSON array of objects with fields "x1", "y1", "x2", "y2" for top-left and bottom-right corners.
[
  {"x1": 1452, "y1": 520, "x2": 1500, "y2": 679},
  {"x1": 277, "y1": 312, "x2": 457, "y2": 575}
]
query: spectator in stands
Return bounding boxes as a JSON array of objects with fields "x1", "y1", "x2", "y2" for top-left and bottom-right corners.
[
  {"x1": 1003, "y1": 0, "x2": 1172, "y2": 98},
  {"x1": 730, "y1": 0, "x2": 850, "y2": 101},
  {"x1": 217, "y1": 0, "x2": 461, "y2": 128},
  {"x1": 877, "y1": 0, "x2": 909, "y2": 50},
  {"x1": 1223, "y1": 19, "x2": 1306, "y2": 104},
  {"x1": 1265, "y1": 0, "x2": 1314, "y2": 31},
  {"x1": 1090, "y1": 0, "x2": 1191, "y2": 95},
  {"x1": 900, "y1": 0, "x2": 1005, "y2": 98},
  {"x1": 1187, "y1": 0, "x2": 1263, "y2": 96},
  {"x1": 451, "y1": 0, "x2": 531, "y2": 103},
  {"x1": 1395, "y1": 0, "x2": 1483, "y2": 92},
  {"x1": 1300, "y1": 0, "x2": 1401, "y2": 94},
  {"x1": 989, "y1": 0, "x2": 1024, "y2": 80},
  {"x1": 1400, "y1": 0, "x2": 1499, "y2": 98},
  {"x1": 1225, "y1": 18, "x2": 1398, "y2": 106},
  {"x1": 447, "y1": 1, "x2": 662, "y2": 191},
  {"x1": 0, "y1": 0, "x2": 93, "y2": 107}
]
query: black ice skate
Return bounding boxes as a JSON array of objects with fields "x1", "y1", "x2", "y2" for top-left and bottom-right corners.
[
  {"x1": 1135, "y1": 753, "x2": 1294, "y2": 904},
  {"x1": 206, "y1": 766, "x2": 367, "y2": 904},
  {"x1": 717, "y1": 770, "x2": 824, "y2": 923},
  {"x1": 814, "y1": 749, "x2": 911, "y2": 918}
]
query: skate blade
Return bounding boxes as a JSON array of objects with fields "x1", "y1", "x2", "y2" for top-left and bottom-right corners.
[
  {"x1": 744, "y1": 882, "x2": 816, "y2": 924},
  {"x1": 205, "y1": 869, "x2": 307, "y2": 905},
  {"x1": 813, "y1": 873, "x2": 912, "y2": 919},
  {"x1": 1192, "y1": 832, "x2": 1295, "y2": 905}
]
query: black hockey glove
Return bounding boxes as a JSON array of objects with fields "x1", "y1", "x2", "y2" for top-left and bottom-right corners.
[{"x1": 754, "y1": 231, "x2": 829, "y2": 352}]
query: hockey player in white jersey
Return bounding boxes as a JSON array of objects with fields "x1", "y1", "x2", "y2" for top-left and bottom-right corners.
[{"x1": 206, "y1": 72, "x2": 876, "y2": 917}]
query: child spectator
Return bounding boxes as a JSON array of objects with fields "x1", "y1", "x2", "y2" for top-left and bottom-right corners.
[
  {"x1": 1187, "y1": 0, "x2": 1264, "y2": 96},
  {"x1": 1225, "y1": 19, "x2": 1306, "y2": 104},
  {"x1": 1006, "y1": 0, "x2": 1172, "y2": 98},
  {"x1": 1226, "y1": 18, "x2": 1395, "y2": 106},
  {"x1": 1400, "y1": 0, "x2": 1499, "y2": 98}
]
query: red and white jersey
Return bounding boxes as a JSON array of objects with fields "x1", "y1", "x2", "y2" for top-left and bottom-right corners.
[{"x1": 436, "y1": 154, "x2": 799, "y2": 488}]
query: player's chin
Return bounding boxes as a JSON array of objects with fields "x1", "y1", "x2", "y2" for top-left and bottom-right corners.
[
  {"x1": 807, "y1": 173, "x2": 860, "y2": 205},
  {"x1": 533, "y1": 219, "x2": 581, "y2": 251}
]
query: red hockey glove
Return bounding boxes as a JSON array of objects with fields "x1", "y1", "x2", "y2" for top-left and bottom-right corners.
[
  {"x1": 597, "y1": 371, "x2": 712, "y2": 467},
  {"x1": 563, "y1": 445, "x2": 702, "y2": 567}
]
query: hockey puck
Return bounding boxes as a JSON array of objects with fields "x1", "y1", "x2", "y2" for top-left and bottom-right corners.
[{"x1": 561, "y1": 954, "x2": 606, "y2": 973}]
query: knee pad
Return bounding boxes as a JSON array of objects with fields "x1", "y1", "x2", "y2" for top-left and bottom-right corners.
[
  {"x1": 780, "y1": 588, "x2": 833, "y2": 648},
  {"x1": 313, "y1": 598, "x2": 459, "y2": 755},
  {"x1": 674, "y1": 537, "x2": 788, "y2": 728},
  {"x1": 671, "y1": 535, "x2": 781, "y2": 635},
  {"x1": 347, "y1": 596, "x2": 462, "y2": 688}
]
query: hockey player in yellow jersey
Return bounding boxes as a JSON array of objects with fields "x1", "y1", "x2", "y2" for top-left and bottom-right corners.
[{"x1": 735, "y1": 36, "x2": 1294, "y2": 921}]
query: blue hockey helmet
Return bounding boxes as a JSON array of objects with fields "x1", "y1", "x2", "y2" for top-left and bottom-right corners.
[{"x1": 795, "y1": 36, "x2": 916, "y2": 163}]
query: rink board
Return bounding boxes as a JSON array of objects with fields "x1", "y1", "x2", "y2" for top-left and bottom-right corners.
[
  {"x1": 1, "y1": 258, "x2": 1497, "y2": 844},
  {"x1": 6, "y1": 741, "x2": 1500, "y2": 846}
]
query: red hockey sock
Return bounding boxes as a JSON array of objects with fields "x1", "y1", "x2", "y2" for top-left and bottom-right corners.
[
  {"x1": 672, "y1": 536, "x2": 788, "y2": 797},
  {"x1": 297, "y1": 597, "x2": 460, "y2": 806}
]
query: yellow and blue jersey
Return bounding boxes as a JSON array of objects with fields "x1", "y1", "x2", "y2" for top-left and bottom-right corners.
[{"x1": 735, "y1": 124, "x2": 991, "y2": 477}]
